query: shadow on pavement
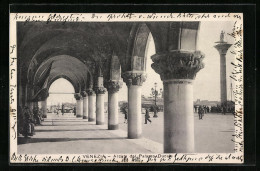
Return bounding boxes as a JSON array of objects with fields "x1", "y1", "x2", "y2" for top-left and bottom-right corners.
[
  {"x1": 18, "y1": 137, "x2": 127, "y2": 144},
  {"x1": 35, "y1": 129, "x2": 106, "y2": 132}
]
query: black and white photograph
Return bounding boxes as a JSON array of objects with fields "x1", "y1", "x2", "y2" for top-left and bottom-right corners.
[{"x1": 9, "y1": 12, "x2": 244, "y2": 163}]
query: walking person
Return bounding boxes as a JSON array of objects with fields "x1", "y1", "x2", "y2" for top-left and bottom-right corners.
[
  {"x1": 62, "y1": 104, "x2": 65, "y2": 115},
  {"x1": 145, "y1": 108, "x2": 152, "y2": 124},
  {"x1": 73, "y1": 106, "x2": 76, "y2": 116},
  {"x1": 198, "y1": 106, "x2": 204, "y2": 120}
]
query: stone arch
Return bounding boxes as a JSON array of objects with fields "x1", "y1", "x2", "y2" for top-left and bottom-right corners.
[{"x1": 47, "y1": 75, "x2": 78, "y2": 93}]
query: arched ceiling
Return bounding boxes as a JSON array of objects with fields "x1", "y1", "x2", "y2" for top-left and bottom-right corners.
[{"x1": 33, "y1": 55, "x2": 89, "y2": 93}]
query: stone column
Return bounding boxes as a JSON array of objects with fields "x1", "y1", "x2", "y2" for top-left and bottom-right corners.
[
  {"x1": 41, "y1": 100, "x2": 47, "y2": 118},
  {"x1": 95, "y1": 86, "x2": 106, "y2": 125},
  {"x1": 81, "y1": 91, "x2": 88, "y2": 119},
  {"x1": 214, "y1": 39, "x2": 232, "y2": 105},
  {"x1": 74, "y1": 93, "x2": 83, "y2": 118},
  {"x1": 122, "y1": 71, "x2": 147, "y2": 139},
  {"x1": 87, "y1": 89, "x2": 96, "y2": 122},
  {"x1": 151, "y1": 50, "x2": 205, "y2": 153},
  {"x1": 104, "y1": 80, "x2": 123, "y2": 130},
  {"x1": 37, "y1": 89, "x2": 49, "y2": 118}
]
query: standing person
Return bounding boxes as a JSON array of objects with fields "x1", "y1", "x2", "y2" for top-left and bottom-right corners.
[
  {"x1": 56, "y1": 108, "x2": 59, "y2": 117},
  {"x1": 198, "y1": 106, "x2": 204, "y2": 120},
  {"x1": 61, "y1": 104, "x2": 65, "y2": 115},
  {"x1": 73, "y1": 106, "x2": 76, "y2": 116},
  {"x1": 222, "y1": 106, "x2": 226, "y2": 115},
  {"x1": 145, "y1": 108, "x2": 152, "y2": 124},
  {"x1": 122, "y1": 106, "x2": 128, "y2": 124}
]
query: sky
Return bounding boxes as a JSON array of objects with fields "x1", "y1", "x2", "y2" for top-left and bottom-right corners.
[{"x1": 47, "y1": 21, "x2": 236, "y2": 106}]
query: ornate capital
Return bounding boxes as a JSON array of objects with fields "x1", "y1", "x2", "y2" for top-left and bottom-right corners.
[
  {"x1": 80, "y1": 91, "x2": 88, "y2": 97},
  {"x1": 86, "y1": 89, "x2": 95, "y2": 96},
  {"x1": 74, "y1": 93, "x2": 82, "y2": 100},
  {"x1": 122, "y1": 71, "x2": 147, "y2": 86},
  {"x1": 94, "y1": 87, "x2": 106, "y2": 94},
  {"x1": 151, "y1": 50, "x2": 205, "y2": 80},
  {"x1": 104, "y1": 80, "x2": 123, "y2": 93}
]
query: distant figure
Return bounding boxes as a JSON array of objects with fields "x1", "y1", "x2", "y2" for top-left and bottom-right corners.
[
  {"x1": 122, "y1": 106, "x2": 128, "y2": 124},
  {"x1": 198, "y1": 106, "x2": 204, "y2": 120},
  {"x1": 56, "y1": 108, "x2": 60, "y2": 117},
  {"x1": 222, "y1": 106, "x2": 226, "y2": 115},
  {"x1": 145, "y1": 108, "x2": 152, "y2": 124},
  {"x1": 61, "y1": 104, "x2": 65, "y2": 115},
  {"x1": 73, "y1": 107, "x2": 76, "y2": 116}
]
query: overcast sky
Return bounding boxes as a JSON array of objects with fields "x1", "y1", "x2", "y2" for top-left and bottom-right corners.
[{"x1": 47, "y1": 21, "x2": 236, "y2": 105}]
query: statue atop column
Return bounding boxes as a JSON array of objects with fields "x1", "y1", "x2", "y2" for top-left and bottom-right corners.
[{"x1": 220, "y1": 30, "x2": 225, "y2": 42}]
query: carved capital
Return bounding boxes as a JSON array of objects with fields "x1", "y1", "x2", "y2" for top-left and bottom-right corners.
[
  {"x1": 86, "y1": 89, "x2": 95, "y2": 96},
  {"x1": 122, "y1": 71, "x2": 147, "y2": 86},
  {"x1": 151, "y1": 50, "x2": 205, "y2": 80},
  {"x1": 74, "y1": 93, "x2": 82, "y2": 100},
  {"x1": 80, "y1": 91, "x2": 88, "y2": 97},
  {"x1": 104, "y1": 80, "x2": 123, "y2": 93},
  {"x1": 94, "y1": 87, "x2": 107, "y2": 94}
]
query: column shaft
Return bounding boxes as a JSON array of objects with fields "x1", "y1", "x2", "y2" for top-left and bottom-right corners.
[
  {"x1": 163, "y1": 79, "x2": 194, "y2": 153},
  {"x1": 88, "y1": 94, "x2": 96, "y2": 121},
  {"x1": 108, "y1": 91, "x2": 119, "y2": 130},
  {"x1": 128, "y1": 85, "x2": 142, "y2": 139},
  {"x1": 41, "y1": 100, "x2": 47, "y2": 118},
  {"x1": 76, "y1": 100, "x2": 82, "y2": 117},
  {"x1": 220, "y1": 54, "x2": 227, "y2": 104},
  {"x1": 96, "y1": 94, "x2": 105, "y2": 125},
  {"x1": 83, "y1": 96, "x2": 88, "y2": 119}
]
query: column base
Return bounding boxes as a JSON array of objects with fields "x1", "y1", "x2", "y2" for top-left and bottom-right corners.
[
  {"x1": 76, "y1": 115, "x2": 83, "y2": 118},
  {"x1": 83, "y1": 116, "x2": 88, "y2": 119},
  {"x1": 128, "y1": 134, "x2": 142, "y2": 139},
  {"x1": 96, "y1": 121, "x2": 105, "y2": 125},
  {"x1": 88, "y1": 118, "x2": 95, "y2": 122},
  {"x1": 108, "y1": 124, "x2": 119, "y2": 130}
]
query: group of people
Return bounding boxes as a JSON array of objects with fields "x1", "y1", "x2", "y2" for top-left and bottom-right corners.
[
  {"x1": 18, "y1": 106, "x2": 44, "y2": 138},
  {"x1": 121, "y1": 106, "x2": 157, "y2": 124}
]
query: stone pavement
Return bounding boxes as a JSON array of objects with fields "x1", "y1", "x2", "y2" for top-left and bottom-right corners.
[{"x1": 18, "y1": 112, "x2": 234, "y2": 154}]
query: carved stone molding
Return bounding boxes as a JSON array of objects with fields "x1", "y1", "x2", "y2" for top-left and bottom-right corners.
[
  {"x1": 86, "y1": 89, "x2": 95, "y2": 96},
  {"x1": 94, "y1": 87, "x2": 107, "y2": 95},
  {"x1": 151, "y1": 50, "x2": 205, "y2": 80},
  {"x1": 122, "y1": 71, "x2": 147, "y2": 86},
  {"x1": 104, "y1": 80, "x2": 123, "y2": 93},
  {"x1": 80, "y1": 91, "x2": 88, "y2": 97},
  {"x1": 74, "y1": 93, "x2": 82, "y2": 100}
]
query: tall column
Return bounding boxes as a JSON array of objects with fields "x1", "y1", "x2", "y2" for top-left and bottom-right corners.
[
  {"x1": 87, "y1": 89, "x2": 96, "y2": 122},
  {"x1": 122, "y1": 71, "x2": 147, "y2": 139},
  {"x1": 214, "y1": 33, "x2": 232, "y2": 105},
  {"x1": 74, "y1": 93, "x2": 83, "y2": 118},
  {"x1": 104, "y1": 80, "x2": 123, "y2": 130},
  {"x1": 151, "y1": 50, "x2": 205, "y2": 153},
  {"x1": 81, "y1": 91, "x2": 88, "y2": 119},
  {"x1": 95, "y1": 76, "x2": 106, "y2": 125},
  {"x1": 41, "y1": 100, "x2": 47, "y2": 118},
  {"x1": 37, "y1": 89, "x2": 49, "y2": 118}
]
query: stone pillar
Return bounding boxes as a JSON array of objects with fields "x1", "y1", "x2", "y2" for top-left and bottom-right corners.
[
  {"x1": 122, "y1": 71, "x2": 147, "y2": 139},
  {"x1": 95, "y1": 86, "x2": 106, "y2": 125},
  {"x1": 151, "y1": 50, "x2": 205, "y2": 153},
  {"x1": 87, "y1": 89, "x2": 96, "y2": 122},
  {"x1": 74, "y1": 93, "x2": 83, "y2": 117},
  {"x1": 41, "y1": 100, "x2": 47, "y2": 118},
  {"x1": 214, "y1": 39, "x2": 232, "y2": 105},
  {"x1": 81, "y1": 91, "x2": 88, "y2": 119},
  {"x1": 104, "y1": 80, "x2": 123, "y2": 130}
]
